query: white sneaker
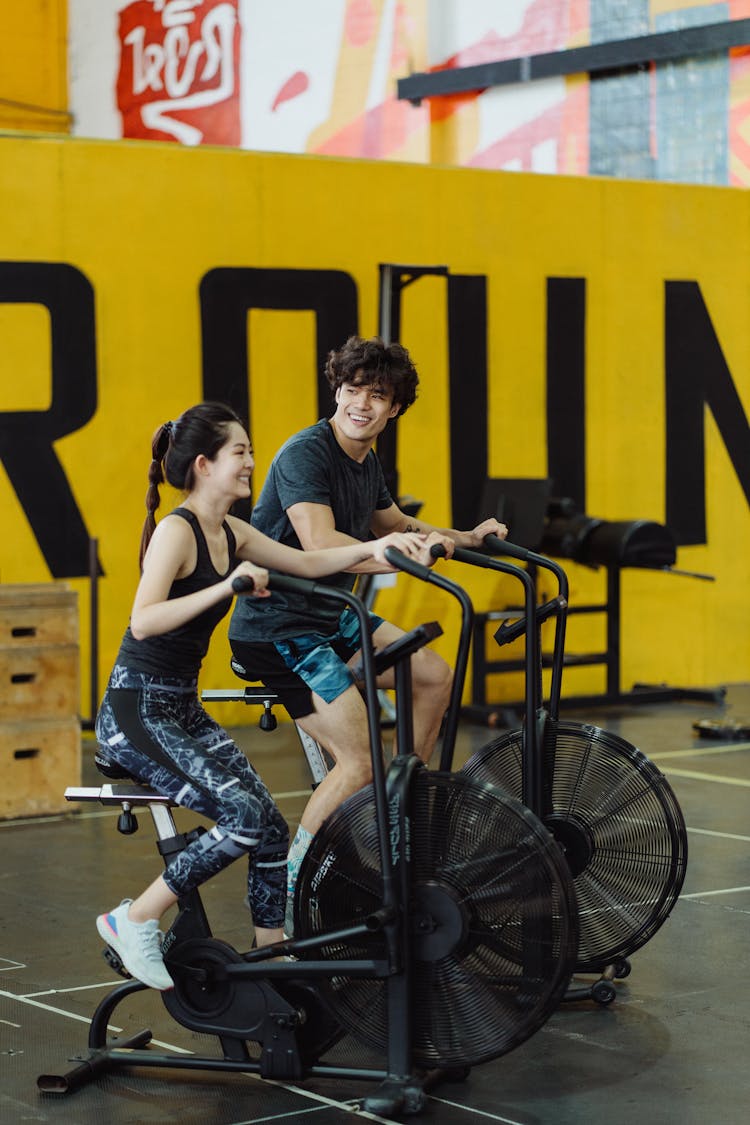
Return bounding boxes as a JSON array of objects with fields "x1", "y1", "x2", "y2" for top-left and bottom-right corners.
[{"x1": 96, "y1": 899, "x2": 174, "y2": 991}]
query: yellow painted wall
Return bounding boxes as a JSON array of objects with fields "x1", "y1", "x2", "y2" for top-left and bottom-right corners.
[
  {"x1": 0, "y1": 1, "x2": 70, "y2": 135},
  {"x1": 0, "y1": 134, "x2": 748, "y2": 727}
]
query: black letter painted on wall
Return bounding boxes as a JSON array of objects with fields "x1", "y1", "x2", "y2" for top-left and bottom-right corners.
[
  {"x1": 200, "y1": 267, "x2": 358, "y2": 501},
  {"x1": 200, "y1": 267, "x2": 358, "y2": 420},
  {"x1": 447, "y1": 273, "x2": 489, "y2": 527},
  {"x1": 447, "y1": 275, "x2": 588, "y2": 533},
  {"x1": 665, "y1": 281, "x2": 750, "y2": 545},
  {"x1": 0, "y1": 262, "x2": 98, "y2": 577},
  {"x1": 547, "y1": 277, "x2": 586, "y2": 511}
]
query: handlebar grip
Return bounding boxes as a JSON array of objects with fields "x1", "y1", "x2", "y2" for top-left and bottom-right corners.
[
  {"x1": 231, "y1": 575, "x2": 255, "y2": 593},
  {"x1": 384, "y1": 546, "x2": 434, "y2": 581},
  {"x1": 268, "y1": 573, "x2": 319, "y2": 597},
  {"x1": 494, "y1": 595, "x2": 567, "y2": 647},
  {"x1": 483, "y1": 534, "x2": 532, "y2": 562},
  {"x1": 429, "y1": 543, "x2": 448, "y2": 560},
  {"x1": 495, "y1": 617, "x2": 529, "y2": 646},
  {"x1": 232, "y1": 573, "x2": 321, "y2": 597}
]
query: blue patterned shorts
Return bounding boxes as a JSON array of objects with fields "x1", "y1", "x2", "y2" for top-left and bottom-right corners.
[{"x1": 231, "y1": 608, "x2": 384, "y2": 718}]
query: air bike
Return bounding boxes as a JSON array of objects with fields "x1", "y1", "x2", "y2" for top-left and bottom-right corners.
[
  {"x1": 414, "y1": 535, "x2": 688, "y2": 1004},
  {"x1": 39, "y1": 566, "x2": 581, "y2": 1118}
]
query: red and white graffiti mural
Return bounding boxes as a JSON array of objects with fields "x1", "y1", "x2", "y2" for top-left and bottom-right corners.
[
  {"x1": 117, "y1": 0, "x2": 240, "y2": 146},
  {"x1": 64, "y1": 0, "x2": 750, "y2": 183}
]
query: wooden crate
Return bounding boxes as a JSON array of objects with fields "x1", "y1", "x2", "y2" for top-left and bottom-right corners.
[
  {"x1": 0, "y1": 584, "x2": 81, "y2": 817},
  {"x1": 0, "y1": 717, "x2": 81, "y2": 819},
  {"x1": 0, "y1": 584, "x2": 78, "y2": 648},
  {"x1": 0, "y1": 644, "x2": 80, "y2": 721}
]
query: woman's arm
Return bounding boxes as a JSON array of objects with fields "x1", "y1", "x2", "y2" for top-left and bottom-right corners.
[
  {"x1": 229, "y1": 514, "x2": 431, "y2": 577},
  {"x1": 130, "y1": 517, "x2": 268, "y2": 639}
]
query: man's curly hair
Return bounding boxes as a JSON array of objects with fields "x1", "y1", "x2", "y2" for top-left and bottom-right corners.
[{"x1": 324, "y1": 335, "x2": 419, "y2": 415}]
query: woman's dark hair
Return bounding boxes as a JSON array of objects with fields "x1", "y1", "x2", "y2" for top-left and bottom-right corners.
[
  {"x1": 324, "y1": 335, "x2": 419, "y2": 415},
  {"x1": 139, "y1": 401, "x2": 243, "y2": 567}
]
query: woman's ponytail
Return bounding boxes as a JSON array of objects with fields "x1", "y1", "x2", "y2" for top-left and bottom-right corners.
[{"x1": 138, "y1": 423, "x2": 172, "y2": 568}]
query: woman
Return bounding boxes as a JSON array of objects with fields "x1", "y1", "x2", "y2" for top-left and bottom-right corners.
[{"x1": 95, "y1": 401, "x2": 428, "y2": 990}]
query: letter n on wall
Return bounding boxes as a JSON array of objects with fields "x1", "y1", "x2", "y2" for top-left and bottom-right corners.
[{"x1": 665, "y1": 281, "x2": 750, "y2": 545}]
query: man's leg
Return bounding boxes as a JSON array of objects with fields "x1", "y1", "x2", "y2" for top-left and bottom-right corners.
[
  {"x1": 367, "y1": 619, "x2": 453, "y2": 763},
  {"x1": 295, "y1": 682, "x2": 374, "y2": 835},
  {"x1": 286, "y1": 684, "x2": 373, "y2": 932}
]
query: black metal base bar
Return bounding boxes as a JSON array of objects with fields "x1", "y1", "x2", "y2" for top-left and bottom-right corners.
[{"x1": 461, "y1": 683, "x2": 727, "y2": 727}]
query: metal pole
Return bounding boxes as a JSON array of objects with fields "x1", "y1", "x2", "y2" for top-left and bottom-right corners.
[{"x1": 85, "y1": 536, "x2": 99, "y2": 730}]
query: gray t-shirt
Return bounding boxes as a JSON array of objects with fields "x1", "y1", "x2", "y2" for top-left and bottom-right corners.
[{"x1": 229, "y1": 418, "x2": 393, "y2": 641}]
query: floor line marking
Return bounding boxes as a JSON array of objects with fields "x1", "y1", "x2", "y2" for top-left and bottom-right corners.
[
  {"x1": 1, "y1": 989, "x2": 122, "y2": 1030},
  {"x1": 228, "y1": 1106, "x2": 331, "y2": 1124},
  {"x1": 427, "y1": 1094, "x2": 527, "y2": 1124},
  {"x1": 146, "y1": 1036, "x2": 194, "y2": 1054},
  {"x1": 680, "y1": 884, "x2": 750, "y2": 899},
  {"x1": 22, "y1": 981, "x2": 129, "y2": 997},
  {"x1": 2, "y1": 989, "x2": 212, "y2": 1057},
  {"x1": 659, "y1": 766, "x2": 750, "y2": 787},
  {"x1": 687, "y1": 826, "x2": 750, "y2": 843},
  {"x1": 651, "y1": 743, "x2": 750, "y2": 760},
  {"x1": 230, "y1": 1076, "x2": 402, "y2": 1124}
]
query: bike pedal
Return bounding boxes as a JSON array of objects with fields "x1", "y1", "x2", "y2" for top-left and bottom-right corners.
[{"x1": 102, "y1": 945, "x2": 131, "y2": 980}]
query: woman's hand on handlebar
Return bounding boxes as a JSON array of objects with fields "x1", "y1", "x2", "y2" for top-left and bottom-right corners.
[
  {"x1": 371, "y1": 531, "x2": 431, "y2": 569},
  {"x1": 228, "y1": 561, "x2": 271, "y2": 598},
  {"x1": 418, "y1": 531, "x2": 455, "y2": 564}
]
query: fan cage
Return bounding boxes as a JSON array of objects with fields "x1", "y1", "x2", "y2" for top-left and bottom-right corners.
[
  {"x1": 295, "y1": 771, "x2": 579, "y2": 1068},
  {"x1": 462, "y1": 719, "x2": 688, "y2": 971}
]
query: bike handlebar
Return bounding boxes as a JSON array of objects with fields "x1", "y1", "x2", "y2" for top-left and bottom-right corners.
[
  {"x1": 232, "y1": 573, "x2": 323, "y2": 598},
  {"x1": 482, "y1": 533, "x2": 535, "y2": 563}
]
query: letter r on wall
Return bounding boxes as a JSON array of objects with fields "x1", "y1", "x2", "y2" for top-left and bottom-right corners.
[{"x1": 0, "y1": 262, "x2": 98, "y2": 577}]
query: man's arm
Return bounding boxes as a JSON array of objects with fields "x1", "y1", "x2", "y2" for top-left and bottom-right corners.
[{"x1": 371, "y1": 503, "x2": 509, "y2": 550}]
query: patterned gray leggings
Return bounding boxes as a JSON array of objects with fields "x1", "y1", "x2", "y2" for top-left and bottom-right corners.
[{"x1": 95, "y1": 666, "x2": 288, "y2": 929}]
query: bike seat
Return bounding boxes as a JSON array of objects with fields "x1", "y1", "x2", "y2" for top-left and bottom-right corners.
[
  {"x1": 227, "y1": 660, "x2": 279, "y2": 699},
  {"x1": 94, "y1": 749, "x2": 136, "y2": 781},
  {"x1": 231, "y1": 656, "x2": 253, "y2": 680}
]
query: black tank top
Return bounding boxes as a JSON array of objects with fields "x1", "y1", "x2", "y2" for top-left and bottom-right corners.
[{"x1": 116, "y1": 507, "x2": 237, "y2": 678}]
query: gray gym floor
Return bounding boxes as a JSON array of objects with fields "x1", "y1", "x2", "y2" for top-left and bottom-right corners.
[{"x1": 2, "y1": 685, "x2": 749, "y2": 1124}]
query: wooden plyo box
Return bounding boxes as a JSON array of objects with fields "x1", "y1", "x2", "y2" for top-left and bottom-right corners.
[
  {"x1": 0, "y1": 584, "x2": 79, "y2": 648},
  {"x1": 0, "y1": 644, "x2": 80, "y2": 721},
  {"x1": 0, "y1": 584, "x2": 81, "y2": 818},
  {"x1": 0, "y1": 717, "x2": 82, "y2": 819}
]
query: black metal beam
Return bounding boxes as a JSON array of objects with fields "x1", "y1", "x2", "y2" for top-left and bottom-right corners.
[{"x1": 397, "y1": 17, "x2": 750, "y2": 103}]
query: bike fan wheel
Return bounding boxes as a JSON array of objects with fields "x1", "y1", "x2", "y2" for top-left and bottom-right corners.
[
  {"x1": 462, "y1": 720, "x2": 688, "y2": 971},
  {"x1": 294, "y1": 771, "x2": 578, "y2": 1068}
]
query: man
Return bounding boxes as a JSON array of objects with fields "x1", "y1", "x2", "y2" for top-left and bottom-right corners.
[{"x1": 229, "y1": 335, "x2": 507, "y2": 925}]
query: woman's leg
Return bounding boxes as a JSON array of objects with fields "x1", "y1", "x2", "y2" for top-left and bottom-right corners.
[
  {"x1": 178, "y1": 697, "x2": 288, "y2": 943},
  {"x1": 97, "y1": 682, "x2": 288, "y2": 954}
]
